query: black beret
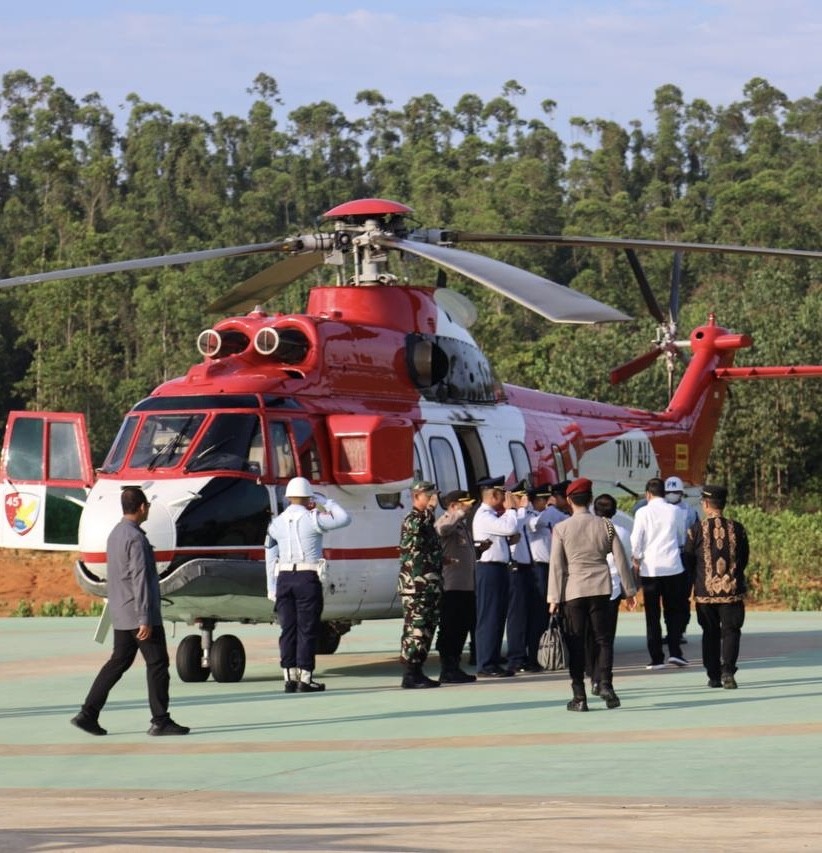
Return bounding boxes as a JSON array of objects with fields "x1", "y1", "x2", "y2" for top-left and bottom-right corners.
[{"x1": 701, "y1": 484, "x2": 728, "y2": 502}]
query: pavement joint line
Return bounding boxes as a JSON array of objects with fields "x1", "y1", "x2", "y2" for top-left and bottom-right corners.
[{"x1": 3, "y1": 721, "x2": 822, "y2": 756}]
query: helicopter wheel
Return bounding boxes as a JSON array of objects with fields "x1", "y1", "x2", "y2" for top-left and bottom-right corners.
[
  {"x1": 316, "y1": 621, "x2": 344, "y2": 655},
  {"x1": 210, "y1": 634, "x2": 246, "y2": 682},
  {"x1": 176, "y1": 634, "x2": 211, "y2": 682}
]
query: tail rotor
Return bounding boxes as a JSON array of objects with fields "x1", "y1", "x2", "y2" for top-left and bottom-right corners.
[{"x1": 610, "y1": 250, "x2": 690, "y2": 400}]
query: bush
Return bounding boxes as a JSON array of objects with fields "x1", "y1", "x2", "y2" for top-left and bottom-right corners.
[
  {"x1": 11, "y1": 597, "x2": 104, "y2": 617},
  {"x1": 730, "y1": 506, "x2": 822, "y2": 610}
]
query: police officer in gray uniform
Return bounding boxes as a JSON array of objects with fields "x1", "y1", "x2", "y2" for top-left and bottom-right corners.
[{"x1": 71, "y1": 486, "x2": 189, "y2": 736}]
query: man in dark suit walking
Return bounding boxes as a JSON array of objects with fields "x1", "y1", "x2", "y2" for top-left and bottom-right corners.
[{"x1": 71, "y1": 486, "x2": 189, "y2": 736}]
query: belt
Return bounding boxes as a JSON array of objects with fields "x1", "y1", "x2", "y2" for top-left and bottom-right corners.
[{"x1": 280, "y1": 562, "x2": 320, "y2": 572}]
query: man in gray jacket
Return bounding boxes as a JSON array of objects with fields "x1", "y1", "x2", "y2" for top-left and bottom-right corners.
[
  {"x1": 548, "y1": 478, "x2": 637, "y2": 711},
  {"x1": 71, "y1": 487, "x2": 189, "y2": 736}
]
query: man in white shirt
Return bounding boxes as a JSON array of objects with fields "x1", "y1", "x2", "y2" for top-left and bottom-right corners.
[
  {"x1": 472, "y1": 476, "x2": 518, "y2": 678},
  {"x1": 631, "y1": 477, "x2": 688, "y2": 669},
  {"x1": 265, "y1": 477, "x2": 351, "y2": 693}
]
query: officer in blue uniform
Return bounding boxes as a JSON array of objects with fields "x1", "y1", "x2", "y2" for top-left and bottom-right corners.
[{"x1": 265, "y1": 477, "x2": 351, "y2": 693}]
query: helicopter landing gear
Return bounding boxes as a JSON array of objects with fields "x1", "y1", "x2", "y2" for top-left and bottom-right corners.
[
  {"x1": 315, "y1": 621, "x2": 352, "y2": 655},
  {"x1": 175, "y1": 619, "x2": 246, "y2": 682},
  {"x1": 210, "y1": 634, "x2": 246, "y2": 682},
  {"x1": 175, "y1": 633, "x2": 210, "y2": 682}
]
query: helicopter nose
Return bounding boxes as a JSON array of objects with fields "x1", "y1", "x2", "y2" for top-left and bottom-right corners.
[{"x1": 141, "y1": 498, "x2": 176, "y2": 569}]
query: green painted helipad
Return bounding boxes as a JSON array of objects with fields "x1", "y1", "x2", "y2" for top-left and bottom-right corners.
[{"x1": 0, "y1": 612, "x2": 820, "y2": 851}]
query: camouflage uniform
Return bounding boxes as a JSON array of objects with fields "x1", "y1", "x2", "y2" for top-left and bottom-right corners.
[{"x1": 398, "y1": 505, "x2": 443, "y2": 664}]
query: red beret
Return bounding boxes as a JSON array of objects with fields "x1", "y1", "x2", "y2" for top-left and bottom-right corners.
[{"x1": 566, "y1": 477, "x2": 593, "y2": 497}]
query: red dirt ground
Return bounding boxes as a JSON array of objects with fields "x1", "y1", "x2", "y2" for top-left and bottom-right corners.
[{"x1": 0, "y1": 550, "x2": 97, "y2": 616}]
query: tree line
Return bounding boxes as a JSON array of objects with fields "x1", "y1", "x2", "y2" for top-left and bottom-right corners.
[{"x1": 0, "y1": 70, "x2": 819, "y2": 507}]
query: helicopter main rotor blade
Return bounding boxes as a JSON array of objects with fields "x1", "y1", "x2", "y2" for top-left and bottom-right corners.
[
  {"x1": 669, "y1": 251, "x2": 683, "y2": 324},
  {"x1": 0, "y1": 240, "x2": 293, "y2": 290},
  {"x1": 383, "y1": 237, "x2": 629, "y2": 324},
  {"x1": 610, "y1": 347, "x2": 663, "y2": 385},
  {"x1": 427, "y1": 231, "x2": 822, "y2": 261},
  {"x1": 624, "y1": 249, "x2": 666, "y2": 324},
  {"x1": 208, "y1": 252, "x2": 325, "y2": 313}
]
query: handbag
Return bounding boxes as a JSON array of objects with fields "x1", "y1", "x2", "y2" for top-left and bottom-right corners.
[{"x1": 538, "y1": 613, "x2": 569, "y2": 671}]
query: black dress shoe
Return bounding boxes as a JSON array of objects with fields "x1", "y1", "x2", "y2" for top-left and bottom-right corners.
[
  {"x1": 515, "y1": 662, "x2": 543, "y2": 673},
  {"x1": 147, "y1": 719, "x2": 190, "y2": 736},
  {"x1": 284, "y1": 680, "x2": 299, "y2": 693},
  {"x1": 440, "y1": 669, "x2": 477, "y2": 684},
  {"x1": 722, "y1": 675, "x2": 738, "y2": 690},
  {"x1": 707, "y1": 678, "x2": 722, "y2": 688},
  {"x1": 71, "y1": 714, "x2": 107, "y2": 736},
  {"x1": 590, "y1": 681, "x2": 601, "y2": 696},
  {"x1": 598, "y1": 687, "x2": 621, "y2": 709},
  {"x1": 477, "y1": 666, "x2": 513, "y2": 678},
  {"x1": 566, "y1": 697, "x2": 589, "y2": 712},
  {"x1": 297, "y1": 680, "x2": 326, "y2": 692}
]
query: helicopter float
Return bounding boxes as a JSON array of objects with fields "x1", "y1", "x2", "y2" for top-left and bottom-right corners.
[{"x1": 1, "y1": 197, "x2": 820, "y2": 683}]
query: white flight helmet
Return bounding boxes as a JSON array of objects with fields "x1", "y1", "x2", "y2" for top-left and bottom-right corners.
[
  {"x1": 285, "y1": 476, "x2": 313, "y2": 498},
  {"x1": 664, "y1": 476, "x2": 684, "y2": 493}
]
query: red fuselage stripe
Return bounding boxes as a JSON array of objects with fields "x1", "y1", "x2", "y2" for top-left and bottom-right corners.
[{"x1": 80, "y1": 545, "x2": 400, "y2": 564}]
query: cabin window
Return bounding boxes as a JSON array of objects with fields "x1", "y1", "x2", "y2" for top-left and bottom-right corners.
[
  {"x1": 293, "y1": 418, "x2": 322, "y2": 481},
  {"x1": 5, "y1": 417, "x2": 44, "y2": 480},
  {"x1": 48, "y1": 421, "x2": 84, "y2": 480},
  {"x1": 552, "y1": 444, "x2": 566, "y2": 481},
  {"x1": 429, "y1": 436, "x2": 459, "y2": 495},
  {"x1": 509, "y1": 441, "x2": 532, "y2": 484},
  {"x1": 129, "y1": 414, "x2": 206, "y2": 470},
  {"x1": 185, "y1": 414, "x2": 263, "y2": 474},
  {"x1": 267, "y1": 421, "x2": 296, "y2": 479},
  {"x1": 413, "y1": 444, "x2": 423, "y2": 481}
]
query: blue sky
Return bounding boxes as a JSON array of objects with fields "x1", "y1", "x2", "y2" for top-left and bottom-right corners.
[{"x1": 2, "y1": 1, "x2": 820, "y2": 143}]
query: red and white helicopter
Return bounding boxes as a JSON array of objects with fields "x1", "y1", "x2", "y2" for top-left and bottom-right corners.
[{"x1": 2, "y1": 198, "x2": 820, "y2": 682}]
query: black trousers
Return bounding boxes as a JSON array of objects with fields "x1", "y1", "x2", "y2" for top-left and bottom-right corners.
[
  {"x1": 475, "y1": 561, "x2": 509, "y2": 672},
  {"x1": 584, "y1": 597, "x2": 621, "y2": 684},
  {"x1": 641, "y1": 573, "x2": 689, "y2": 664},
  {"x1": 81, "y1": 625, "x2": 171, "y2": 725},
  {"x1": 506, "y1": 564, "x2": 538, "y2": 667},
  {"x1": 696, "y1": 601, "x2": 745, "y2": 681},
  {"x1": 437, "y1": 589, "x2": 476, "y2": 665},
  {"x1": 563, "y1": 595, "x2": 614, "y2": 689},
  {"x1": 532, "y1": 561, "x2": 550, "y2": 649},
  {"x1": 276, "y1": 569, "x2": 324, "y2": 671}
]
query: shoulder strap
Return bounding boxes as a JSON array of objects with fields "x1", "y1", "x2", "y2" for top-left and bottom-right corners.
[{"x1": 603, "y1": 518, "x2": 616, "y2": 544}]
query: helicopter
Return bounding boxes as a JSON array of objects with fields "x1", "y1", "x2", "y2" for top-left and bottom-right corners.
[{"x1": 1, "y1": 197, "x2": 820, "y2": 683}]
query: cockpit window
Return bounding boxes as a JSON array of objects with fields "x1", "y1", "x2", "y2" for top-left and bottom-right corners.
[
  {"x1": 185, "y1": 414, "x2": 263, "y2": 474},
  {"x1": 129, "y1": 414, "x2": 206, "y2": 470},
  {"x1": 100, "y1": 416, "x2": 139, "y2": 473}
]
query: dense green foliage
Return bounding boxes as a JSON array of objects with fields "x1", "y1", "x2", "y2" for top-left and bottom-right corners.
[
  {"x1": 1, "y1": 71, "x2": 820, "y2": 505},
  {"x1": 731, "y1": 507, "x2": 822, "y2": 610}
]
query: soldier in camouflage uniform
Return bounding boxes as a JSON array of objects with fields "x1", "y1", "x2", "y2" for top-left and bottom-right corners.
[{"x1": 398, "y1": 479, "x2": 444, "y2": 688}]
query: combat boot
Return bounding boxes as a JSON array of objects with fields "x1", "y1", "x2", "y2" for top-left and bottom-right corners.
[{"x1": 401, "y1": 661, "x2": 440, "y2": 689}]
